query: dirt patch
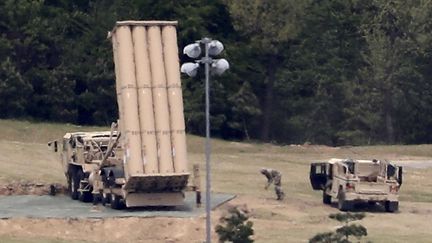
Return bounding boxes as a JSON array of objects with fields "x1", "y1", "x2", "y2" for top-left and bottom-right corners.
[
  {"x1": 1, "y1": 193, "x2": 432, "y2": 242},
  {"x1": 0, "y1": 181, "x2": 66, "y2": 196},
  {"x1": 0, "y1": 217, "x2": 208, "y2": 243}
]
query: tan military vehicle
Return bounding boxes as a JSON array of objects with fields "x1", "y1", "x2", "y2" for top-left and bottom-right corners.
[
  {"x1": 310, "y1": 158, "x2": 402, "y2": 212},
  {"x1": 49, "y1": 126, "x2": 190, "y2": 209},
  {"x1": 50, "y1": 130, "x2": 122, "y2": 203},
  {"x1": 48, "y1": 20, "x2": 197, "y2": 209}
]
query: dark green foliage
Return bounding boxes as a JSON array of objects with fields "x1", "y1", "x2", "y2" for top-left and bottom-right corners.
[
  {"x1": 0, "y1": 58, "x2": 32, "y2": 118},
  {"x1": 336, "y1": 224, "x2": 368, "y2": 240},
  {"x1": 329, "y1": 212, "x2": 365, "y2": 222},
  {"x1": 227, "y1": 82, "x2": 261, "y2": 140},
  {"x1": 215, "y1": 206, "x2": 254, "y2": 243},
  {"x1": 1, "y1": 0, "x2": 432, "y2": 145},
  {"x1": 309, "y1": 231, "x2": 344, "y2": 243},
  {"x1": 310, "y1": 212, "x2": 368, "y2": 243}
]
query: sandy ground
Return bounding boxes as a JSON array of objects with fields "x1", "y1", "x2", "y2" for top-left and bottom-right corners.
[
  {"x1": 1, "y1": 194, "x2": 431, "y2": 243},
  {"x1": 0, "y1": 162, "x2": 431, "y2": 242}
]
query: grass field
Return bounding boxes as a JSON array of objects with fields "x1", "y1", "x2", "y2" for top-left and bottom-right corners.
[{"x1": 0, "y1": 119, "x2": 431, "y2": 242}]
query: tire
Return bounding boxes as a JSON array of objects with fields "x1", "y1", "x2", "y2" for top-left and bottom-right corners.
[
  {"x1": 77, "y1": 170, "x2": 93, "y2": 203},
  {"x1": 102, "y1": 192, "x2": 111, "y2": 206},
  {"x1": 385, "y1": 201, "x2": 398, "y2": 213},
  {"x1": 92, "y1": 193, "x2": 101, "y2": 205},
  {"x1": 337, "y1": 191, "x2": 352, "y2": 211},
  {"x1": 110, "y1": 194, "x2": 124, "y2": 210},
  {"x1": 70, "y1": 168, "x2": 79, "y2": 200},
  {"x1": 323, "y1": 189, "x2": 332, "y2": 205}
]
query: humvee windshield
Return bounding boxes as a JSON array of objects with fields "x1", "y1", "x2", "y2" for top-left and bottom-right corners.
[{"x1": 343, "y1": 160, "x2": 355, "y2": 174}]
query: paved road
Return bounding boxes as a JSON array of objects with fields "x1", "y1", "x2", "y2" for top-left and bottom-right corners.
[{"x1": 0, "y1": 192, "x2": 235, "y2": 219}]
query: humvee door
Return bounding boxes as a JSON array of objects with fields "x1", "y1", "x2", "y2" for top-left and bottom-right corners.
[
  {"x1": 397, "y1": 166, "x2": 403, "y2": 186},
  {"x1": 387, "y1": 164, "x2": 403, "y2": 186},
  {"x1": 310, "y1": 162, "x2": 327, "y2": 190}
]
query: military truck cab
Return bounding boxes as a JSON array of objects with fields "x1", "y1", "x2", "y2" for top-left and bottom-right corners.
[
  {"x1": 310, "y1": 158, "x2": 402, "y2": 212},
  {"x1": 55, "y1": 131, "x2": 121, "y2": 203}
]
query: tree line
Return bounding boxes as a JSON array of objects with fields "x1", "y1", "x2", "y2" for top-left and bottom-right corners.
[{"x1": 1, "y1": 0, "x2": 432, "y2": 145}]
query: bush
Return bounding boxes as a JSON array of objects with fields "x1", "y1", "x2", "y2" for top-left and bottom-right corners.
[
  {"x1": 309, "y1": 212, "x2": 369, "y2": 243},
  {"x1": 215, "y1": 205, "x2": 254, "y2": 243}
]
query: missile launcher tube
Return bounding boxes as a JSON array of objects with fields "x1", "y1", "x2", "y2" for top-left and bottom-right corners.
[
  {"x1": 114, "y1": 26, "x2": 144, "y2": 175},
  {"x1": 111, "y1": 34, "x2": 124, "y2": 137},
  {"x1": 162, "y1": 26, "x2": 188, "y2": 173},
  {"x1": 132, "y1": 26, "x2": 159, "y2": 174},
  {"x1": 147, "y1": 26, "x2": 174, "y2": 173},
  {"x1": 110, "y1": 21, "x2": 188, "y2": 177}
]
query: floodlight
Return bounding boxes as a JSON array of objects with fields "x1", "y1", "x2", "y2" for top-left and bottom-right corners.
[
  {"x1": 211, "y1": 59, "x2": 229, "y2": 75},
  {"x1": 180, "y1": 62, "x2": 200, "y2": 77},
  {"x1": 208, "y1": 40, "x2": 224, "y2": 56},
  {"x1": 183, "y1": 43, "x2": 201, "y2": 58}
]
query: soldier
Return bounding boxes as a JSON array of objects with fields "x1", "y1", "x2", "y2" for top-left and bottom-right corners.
[{"x1": 260, "y1": 168, "x2": 285, "y2": 200}]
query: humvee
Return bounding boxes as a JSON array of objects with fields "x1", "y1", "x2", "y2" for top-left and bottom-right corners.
[{"x1": 310, "y1": 158, "x2": 402, "y2": 212}]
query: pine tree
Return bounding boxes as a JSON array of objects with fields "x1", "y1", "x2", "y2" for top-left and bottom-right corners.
[
  {"x1": 215, "y1": 206, "x2": 254, "y2": 243},
  {"x1": 309, "y1": 212, "x2": 368, "y2": 243}
]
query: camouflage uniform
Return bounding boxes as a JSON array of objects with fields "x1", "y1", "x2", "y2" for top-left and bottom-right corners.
[{"x1": 260, "y1": 168, "x2": 285, "y2": 200}]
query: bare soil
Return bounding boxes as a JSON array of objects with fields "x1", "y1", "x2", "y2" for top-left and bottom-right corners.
[
  {"x1": 1, "y1": 179, "x2": 432, "y2": 243},
  {"x1": 0, "y1": 181, "x2": 66, "y2": 196}
]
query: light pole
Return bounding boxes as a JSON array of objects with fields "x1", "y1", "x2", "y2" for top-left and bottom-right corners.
[{"x1": 181, "y1": 38, "x2": 229, "y2": 243}]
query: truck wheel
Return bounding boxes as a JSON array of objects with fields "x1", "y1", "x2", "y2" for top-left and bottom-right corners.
[
  {"x1": 385, "y1": 201, "x2": 398, "y2": 212},
  {"x1": 70, "y1": 169, "x2": 79, "y2": 200},
  {"x1": 102, "y1": 192, "x2": 111, "y2": 206},
  {"x1": 337, "y1": 191, "x2": 352, "y2": 211},
  {"x1": 77, "y1": 170, "x2": 93, "y2": 203},
  {"x1": 110, "y1": 194, "x2": 125, "y2": 210},
  {"x1": 323, "y1": 189, "x2": 332, "y2": 205},
  {"x1": 368, "y1": 201, "x2": 376, "y2": 206},
  {"x1": 92, "y1": 193, "x2": 101, "y2": 205}
]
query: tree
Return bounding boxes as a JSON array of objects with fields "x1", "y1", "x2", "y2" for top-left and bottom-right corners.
[
  {"x1": 0, "y1": 0, "x2": 75, "y2": 121},
  {"x1": 0, "y1": 58, "x2": 32, "y2": 118},
  {"x1": 227, "y1": 82, "x2": 261, "y2": 140},
  {"x1": 215, "y1": 206, "x2": 254, "y2": 243},
  {"x1": 225, "y1": 0, "x2": 308, "y2": 141},
  {"x1": 284, "y1": 0, "x2": 371, "y2": 145},
  {"x1": 309, "y1": 212, "x2": 368, "y2": 243},
  {"x1": 360, "y1": 0, "x2": 426, "y2": 143}
]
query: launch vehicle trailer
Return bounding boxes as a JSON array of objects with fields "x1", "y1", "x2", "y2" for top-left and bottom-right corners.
[{"x1": 49, "y1": 21, "x2": 196, "y2": 209}]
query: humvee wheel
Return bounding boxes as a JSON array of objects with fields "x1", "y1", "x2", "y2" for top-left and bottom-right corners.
[
  {"x1": 323, "y1": 189, "x2": 332, "y2": 205},
  {"x1": 385, "y1": 201, "x2": 398, "y2": 213},
  {"x1": 337, "y1": 191, "x2": 352, "y2": 211}
]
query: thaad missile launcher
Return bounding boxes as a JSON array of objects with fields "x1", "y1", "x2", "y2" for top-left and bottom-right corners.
[{"x1": 49, "y1": 21, "x2": 196, "y2": 209}]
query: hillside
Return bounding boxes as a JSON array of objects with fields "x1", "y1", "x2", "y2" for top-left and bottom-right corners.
[{"x1": 0, "y1": 119, "x2": 431, "y2": 242}]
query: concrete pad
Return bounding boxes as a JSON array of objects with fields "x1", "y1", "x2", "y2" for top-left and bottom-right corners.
[{"x1": 0, "y1": 192, "x2": 235, "y2": 219}]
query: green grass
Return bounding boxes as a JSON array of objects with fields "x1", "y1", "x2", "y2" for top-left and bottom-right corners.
[{"x1": 0, "y1": 119, "x2": 106, "y2": 144}]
